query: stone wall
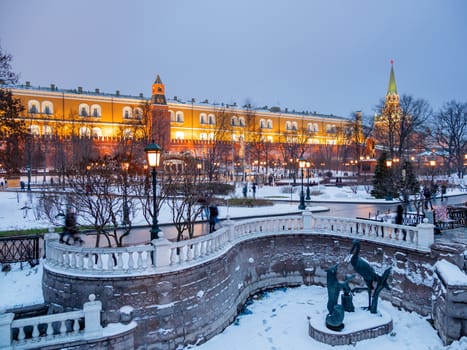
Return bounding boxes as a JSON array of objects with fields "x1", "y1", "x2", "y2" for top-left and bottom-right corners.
[{"x1": 43, "y1": 234, "x2": 467, "y2": 350}]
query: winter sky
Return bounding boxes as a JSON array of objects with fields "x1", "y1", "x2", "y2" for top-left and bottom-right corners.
[{"x1": 1, "y1": 0, "x2": 466, "y2": 118}]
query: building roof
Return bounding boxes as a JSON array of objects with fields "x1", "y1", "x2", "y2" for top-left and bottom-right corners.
[{"x1": 387, "y1": 61, "x2": 398, "y2": 95}]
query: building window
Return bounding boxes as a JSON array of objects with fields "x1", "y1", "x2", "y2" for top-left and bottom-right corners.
[
  {"x1": 238, "y1": 117, "x2": 245, "y2": 127},
  {"x1": 92, "y1": 127, "x2": 102, "y2": 138},
  {"x1": 28, "y1": 100, "x2": 39, "y2": 114},
  {"x1": 134, "y1": 107, "x2": 143, "y2": 119},
  {"x1": 232, "y1": 134, "x2": 238, "y2": 141},
  {"x1": 123, "y1": 106, "x2": 132, "y2": 119},
  {"x1": 169, "y1": 110, "x2": 175, "y2": 122},
  {"x1": 175, "y1": 131, "x2": 184, "y2": 140},
  {"x1": 200, "y1": 133, "x2": 207, "y2": 140},
  {"x1": 29, "y1": 125, "x2": 40, "y2": 135},
  {"x1": 292, "y1": 122, "x2": 298, "y2": 131},
  {"x1": 285, "y1": 121, "x2": 291, "y2": 130},
  {"x1": 208, "y1": 114, "x2": 215, "y2": 125},
  {"x1": 208, "y1": 132, "x2": 215, "y2": 140},
  {"x1": 91, "y1": 104, "x2": 101, "y2": 117},
  {"x1": 79, "y1": 127, "x2": 91, "y2": 137},
  {"x1": 326, "y1": 124, "x2": 336, "y2": 134},
  {"x1": 200, "y1": 113, "x2": 207, "y2": 124},
  {"x1": 79, "y1": 104, "x2": 90, "y2": 117},
  {"x1": 42, "y1": 101, "x2": 53, "y2": 114},
  {"x1": 176, "y1": 111, "x2": 184, "y2": 123},
  {"x1": 259, "y1": 119, "x2": 265, "y2": 129},
  {"x1": 231, "y1": 116, "x2": 237, "y2": 126},
  {"x1": 43, "y1": 125, "x2": 53, "y2": 136},
  {"x1": 267, "y1": 119, "x2": 273, "y2": 129},
  {"x1": 266, "y1": 135, "x2": 273, "y2": 142}
]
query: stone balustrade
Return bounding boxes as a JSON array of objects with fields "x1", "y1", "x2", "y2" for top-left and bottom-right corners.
[
  {"x1": 0, "y1": 294, "x2": 103, "y2": 349},
  {"x1": 44, "y1": 211, "x2": 434, "y2": 276}
]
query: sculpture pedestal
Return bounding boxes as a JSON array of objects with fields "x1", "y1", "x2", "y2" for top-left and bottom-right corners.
[{"x1": 309, "y1": 307, "x2": 393, "y2": 346}]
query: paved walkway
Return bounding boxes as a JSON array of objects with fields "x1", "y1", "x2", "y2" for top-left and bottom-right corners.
[{"x1": 435, "y1": 227, "x2": 467, "y2": 244}]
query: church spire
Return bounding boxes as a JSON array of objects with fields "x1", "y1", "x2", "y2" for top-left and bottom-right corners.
[
  {"x1": 387, "y1": 60, "x2": 397, "y2": 95},
  {"x1": 151, "y1": 74, "x2": 167, "y2": 105}
]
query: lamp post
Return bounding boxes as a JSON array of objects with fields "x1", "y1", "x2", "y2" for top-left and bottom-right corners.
[
  {"x1": 305, "y1": 161, "x2": 311, "y2": 200},
  {"x1": 145, "y1": 142, "x2": 162, "y2": 240},
  {"x1": 429, "y1": 159, "x2": 436, "y2": 184},
  {"x1": 298, "y1": 157, "x2": 306, "y2": 210}
]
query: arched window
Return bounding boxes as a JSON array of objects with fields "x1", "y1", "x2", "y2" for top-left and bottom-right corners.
[
  {"x1": 231, "y1": 116, "x2": 237, "y2": 126},
  {"x1": 285, "y1": 121, "x2": 291, "y2": 130},
  {"x1": 238, "y1": 117, "x2": 245, "y2": 127},
  {"x1": 43, "y1": 125, "x2": 53, "y2": 136},
  {"x1": 266, "y1": 135, "x2": 273, "y2": 142},
  {"x1": 176, "y1": 111, "x2": 184, "y2": 123},
  {"x1": 175, "y1": 131, "x2": 184, "y2": 140},
  {"x1": 207, "y1": 132, "x2": 215, "y2": 140},
  {"x1": 91, "y1": 127, "x2": 102, "y2": 138},
  {"x1": 292, "y1": 122, "x2": 298, "y2": 130},
  {"x1": 29, "y1": 125, "x2": 40, "y2": 135},
  {"x1": 326, "y1": 124, "x2": 336, "y2": 134},
  {"x1": 313, "y1": 123, "x2": 318, "y2": 132},
  {"x1": 232, "y1": 134, "x2": 239, "y2": 141},
  {"x1": 42, "y1": 101, "x2": 53, "y2": 115},
  {"x1": 200, "y1": 113, "x2": 207, "y2": 124},
  {"x1": 200, "y1": 133, "x2": 207, "y2": 140},
  {"x1": 90, "y1": 104, "x2": 101, "y2": 117},
  {"x1": 123, "y1": 106, "x2": 132, "y2": 119},
  {"x1": 208, "y1": 114, "x2": 215, "y2": 125},
  {"x1": 79, "y1": 104, "x2": 90, "y2": 117},
  {"x1": 134, "y1": 107, "x2": 143, "y2": 119},
  {"x1": 79, "y1": 127, "x2": 91, "y2": 137},
  {"x1": 267, "y1": 119, "x2": 273, "y2": 129},
  {"x1": 169, "y1": 110, "x2": 175, "y2": 122},
  {"x1": 28, "y1": 100, "x2": 39, "y2": 114},
  {"x1": 259, "y1": 119, "x2": 265, "y2": 129}
]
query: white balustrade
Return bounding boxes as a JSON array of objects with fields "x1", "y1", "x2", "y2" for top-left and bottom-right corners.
[
  {"x1": 44, "y1": 212, "x2": 433, "y2": 276},
  {"x1": 0, "y1": 294, "x2": 103, "y2": 349}
]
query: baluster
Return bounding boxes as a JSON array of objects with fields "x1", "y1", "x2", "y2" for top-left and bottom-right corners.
[
  {"x1": 170, "y1": 248, "x2": 177, "y2": 265},
  {"x1": 87, "y1": 253, "x2": 94, "y2": 269},
  {"x1": 46, "y1": 321, "x2": 54, "y2": 338},
  {"x1": 73, "y1": 318, "x2": 80, "y2": 333},
  {"x1": 63, "y1": 252, "x2": 69, "y2": 267},
  {"x1": 107, "y1": 252, "x2": 114, "y2": 270},
  {"x1": 128, "y1": 252, "x2": 135, "y2": 269},
  {"x1": 59, "y1": 320, "x2": 67, "y2": 335},
  {"x1": 137, "y1": 251, "x2": 143, "y2": 268},
  {"x1": 32, "y1": 322, "x2": 40, "y2": 339},
  {"x1": 77, "y1": 253, "x2": 84, "y2": 269},
  {"x1": 193, "y1": 242, "x2": 200, "y2": 260},
  {"x1": 70, "y1": 252, "x2": 76, "y2": 268},
  {"x1": 17, "y1": 327, "x2": 25, "y2": 341},
  {"x1": 95, "y1": 254, "x2": 102, "y2": 270},
  {"x1": 117, "y1": 252, "x2": 123, "y2": 269}
]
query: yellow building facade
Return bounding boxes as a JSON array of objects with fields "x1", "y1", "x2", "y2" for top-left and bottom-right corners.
[{"x1": 6, "y1": 76, "x2": 352, "y2": 147}]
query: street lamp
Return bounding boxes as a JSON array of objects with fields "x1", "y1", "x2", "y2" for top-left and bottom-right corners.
[
  {"x1": 145, "y1": 142, "x2": 162, "y2": 240},
  {"x1": 298, "y1": 157, "x2": 306, "y2": 210},
  {"x1": 305, "y1": 161, "x2": 311, "y2": 200},
  {"x1": 429, "y1": 159, "x2": 436, "y2": 183}
]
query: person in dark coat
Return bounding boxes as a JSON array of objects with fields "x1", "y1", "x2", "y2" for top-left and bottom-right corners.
[
  {"x1": 208, "y1": 203, "x2": 219, "y2": 233},
  {"x1": 395, "y1": 204, "x2": 407, "y2": 241}
]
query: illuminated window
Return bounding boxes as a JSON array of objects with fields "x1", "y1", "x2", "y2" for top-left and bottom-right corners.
[
  {"x1": 91, "y1": 104, "x2": 101, "y2": 117},
  {"x1": 267, "y1": 119, "x2": 273, "y2": 129},
  {"x1": 28, "y1": 100, "x2": 39, "y2": 114},
  {"x1": 123, "y1": 106, "x2": 132, "y2": 119},
  {"x1": 238, "y1": 117, "x2": 245, "y2": 126},
  {"x1": 43, "y1": 125, "x2": 53, "y2": 136},
  {"x1": 176, "y1": 111, "x2": 184, "y2": 122},
  {"x1": 92, "y1": 127, "x2": 102, "y2": 138},
  {"x1": 200, "y1": 133, "x2": 207, "y2": 140},
  {"x1": 208, "y1": 114, "x2": 215, "y2": 125},
  {"x1": 200, "y1": 113, "x2": 207, "y2": 124},
  {"x1": 169, "y1": 110, "x2": 175, "y2": 122},
  {"x1": 79, "y1": 104, "x2": 90, "y2": 117},
  {"x1": 42, "y1": 101, "x2": 53, "y2": 114},
  {"x1": 134, "y1": 107, "x2": 143, "y2": 119},
  {"x1": 259, "y1": 119, "x2": 266, "y2": 129},
  {"x1": 175, "y1": 131, "x2": 184, "y2": 140},
  {"x1": 30, "y1": 125, "x2": 40, "y2": 135},
  {"x1": 79, "y1": 127, "x2": 91, "y2": 137}
]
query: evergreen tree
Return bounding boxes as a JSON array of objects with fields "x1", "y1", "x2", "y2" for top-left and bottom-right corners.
[{"x1": 371, "y1": 152, "x2": 395, "y2": 199}]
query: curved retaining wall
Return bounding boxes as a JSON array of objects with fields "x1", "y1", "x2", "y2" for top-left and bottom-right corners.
[{"x1": 43, "y1": 234, "x2": 466, "y2": 350}]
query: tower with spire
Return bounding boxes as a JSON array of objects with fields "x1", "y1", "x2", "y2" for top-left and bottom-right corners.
[
  {"x1": 375, "y1": 60, "x2": 402, "y2": 124},
  {"x1": 149, "y1": 74, "x2": 171, "y2": 148}
]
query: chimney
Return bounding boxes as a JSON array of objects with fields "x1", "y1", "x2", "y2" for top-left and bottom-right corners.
[
  {"x1": 25, "y1": 81, "x2": 31, "y2": 87},
  {"x1": 50, "y1": 84, "x2": 55, "y2": 91},
  {"x1": 95, "y1": 88, "x2": 100, "y2": 94},
  {"x1": 116, "y1": 90, "x2": 120, "y2": 96},
  {"x1": 139, "y1": 93, "x2": 144, "y2": 98},
  {"x1": 77, "y1": 86, "x2": 83, "y2": 93}
]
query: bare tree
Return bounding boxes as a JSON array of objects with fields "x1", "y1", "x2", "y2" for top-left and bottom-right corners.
[{"x1": 433, "y1": 100, "x2": 467, "y2": 178}]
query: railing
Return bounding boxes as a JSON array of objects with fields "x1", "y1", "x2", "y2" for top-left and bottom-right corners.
[
  {"x1": 0, "y1": 235, "x2": 40, "y2": 266},
  {"x1": 0, "y1": 294, "x2": 103, "y2": 350},
  {"x1": 45, "y1": 237, "x2": 154, "y2": 275},
  {"x1": 44, "y1": 212, "x2": 434, "y2": 276}
]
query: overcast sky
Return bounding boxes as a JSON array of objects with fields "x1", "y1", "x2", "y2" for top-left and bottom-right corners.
[{"x1": 1, "y1": 0, "x2": 466, "y2": 118}]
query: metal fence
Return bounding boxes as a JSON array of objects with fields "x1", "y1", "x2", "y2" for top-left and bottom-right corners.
[{"x1": 0, "y1": 234, "x2": 40, "y2": 266}]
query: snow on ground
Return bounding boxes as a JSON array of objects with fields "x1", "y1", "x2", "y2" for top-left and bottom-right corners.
[{"x1": 1, "y1": 182, "x2": 466, "y2": 348}]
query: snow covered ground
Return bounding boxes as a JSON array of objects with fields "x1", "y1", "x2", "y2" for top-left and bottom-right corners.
[{"x1": 1, "y1": 182, "x2": 466, "y2": 349}]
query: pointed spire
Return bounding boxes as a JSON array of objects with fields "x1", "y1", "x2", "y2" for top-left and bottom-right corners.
[
  {"x1": 387, "y1": 60, "x2": 397, "y2": 94},
  {"x1": 154, "y1": 74, "x2": 162, "y2": 84}
]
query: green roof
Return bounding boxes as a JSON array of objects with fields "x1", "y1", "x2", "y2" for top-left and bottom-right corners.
[{"x1": 387, "y1": 63, "x2": 397, "y2": 94}]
